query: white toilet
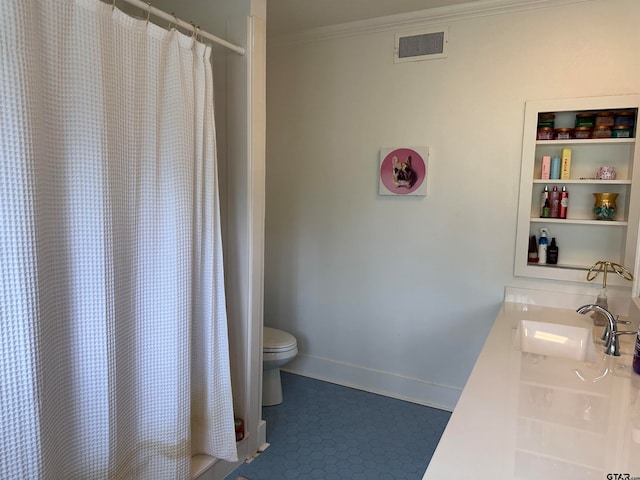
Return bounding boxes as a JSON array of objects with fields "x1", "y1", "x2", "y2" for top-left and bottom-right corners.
[{"x1": 262, "y1": 327, "x2": 298, "y2": 406}]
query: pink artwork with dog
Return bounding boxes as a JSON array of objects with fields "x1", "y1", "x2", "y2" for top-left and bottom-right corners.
[{"x1": 379, "y1": 147, "x2": 428, "y2": 196}]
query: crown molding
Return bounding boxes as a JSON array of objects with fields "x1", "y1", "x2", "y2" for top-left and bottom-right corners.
[{"x1": 268, "y1": 0, "x2": 592, "y2": 48}]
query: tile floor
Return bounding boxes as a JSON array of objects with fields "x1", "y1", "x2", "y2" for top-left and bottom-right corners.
[{"x1": 229, "y1": 372, "x2": 451, "y2": 480}]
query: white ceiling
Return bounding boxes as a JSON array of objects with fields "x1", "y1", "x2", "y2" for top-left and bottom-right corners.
[{"x1": 267, "y1": 0, "x2": 480, "y2": 36}]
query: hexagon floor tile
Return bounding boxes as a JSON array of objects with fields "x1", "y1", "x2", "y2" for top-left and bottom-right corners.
[{"x1": 229, "y1": 372, "x2": 451, "y2": 480}]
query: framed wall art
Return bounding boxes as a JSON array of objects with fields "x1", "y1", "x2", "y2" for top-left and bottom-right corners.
[{"x1": 379, "y1": 146, "x2": 428, "y2": 196}]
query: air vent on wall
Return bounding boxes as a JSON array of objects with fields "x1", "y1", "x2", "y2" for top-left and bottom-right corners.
[{"x1": 394, "y1": 27, "x2": 448, "y2": 63}]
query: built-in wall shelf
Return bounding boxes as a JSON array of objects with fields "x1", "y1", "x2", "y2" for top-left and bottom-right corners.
[
  {"x1": 536, "y1": 138, "x2": 635, "y2": 146},
  {"x1": 532, "y1": 179, "x2": 632, "y2": 185},
  {"x1": 526, "y1": 262, "x2": 598, "y2": 271},
  {"x1": 514, "y1": 94, "x2": 640, "y2": 286},
  {"x1": 529, "y1": 218, "x2": 628, "y2": 226}
]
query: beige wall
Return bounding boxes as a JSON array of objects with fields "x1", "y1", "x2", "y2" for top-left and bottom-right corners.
[{"x1": 265, "y1": 0, "x2": 640, "y2": 409}]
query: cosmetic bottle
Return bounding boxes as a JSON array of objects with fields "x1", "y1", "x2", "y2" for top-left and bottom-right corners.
[
  {"x1": 550, "y1": 186, "x2": 561, "y2": 218},
  {"x1": 538, "y1": 228, "x2": 549, "y2": 264},
  {"x1": 559, "y1": 186, "x2": 569, "y2": 219},
  {"x1": 547, "y1": 237, "x2": 558, "y2": 264},
  {"x1": 541, "y1": 156, "x2": 551, "y2": 180},
  {"x1": 540, "y1": 185, "x2": 549, "y2": 217},
  {"x1": 528, "y1": 235, "x2": 539, "y2": 263},
  {"x1": 560, "y1": 148, "x2": 572, "y2": 180},
  {"x1": 550, "y1": 155, "x2": 561, "y2": 179}
]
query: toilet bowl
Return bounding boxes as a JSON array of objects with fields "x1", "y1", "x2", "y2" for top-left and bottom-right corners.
[{"x1": 263, "y1": 327, "x2": 298, "y2": 406}]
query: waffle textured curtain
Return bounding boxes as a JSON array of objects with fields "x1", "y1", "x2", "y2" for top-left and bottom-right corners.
[{"x1": 0, "y1": 0, "x2": 237, "y2": 477}]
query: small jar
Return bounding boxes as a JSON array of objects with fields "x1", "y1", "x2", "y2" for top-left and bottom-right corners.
[
  {"x1": 575, "y1": 113, "x2": 596, "y2": 128},
  {"x1": 537, "y1": 113, "x2": 555, "y2": 129},
  {"x1": 573, "y1": 126, "x2": 592, "y2": 139},
  {"x1": 555, "y1": 127, "x2": 573, "y2": 140},
  {"x1": 612, "y1": 125, "x2": 632, "y2": 138},
  {"x1": 615, "y1": 110, "x2": 636, "y2": 127},
  {"x1": 595, "y1": 111, "x2": 615, "y2": 127},
  {"x1": 592, "y1": 125, "x2": 612, "y2": 138},
  {"x1": 537, "y1": 127, "x2": 554, "y2": 140}
]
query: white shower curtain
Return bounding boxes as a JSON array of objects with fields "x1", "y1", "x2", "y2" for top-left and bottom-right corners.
[{"x1": 0, "y1": 0, "x2": 238, "y2": 478}]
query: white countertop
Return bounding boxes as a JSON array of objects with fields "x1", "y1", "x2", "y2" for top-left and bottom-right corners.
[{"x1": 423, "y1": 301, "x2": 640, "y2": 480}]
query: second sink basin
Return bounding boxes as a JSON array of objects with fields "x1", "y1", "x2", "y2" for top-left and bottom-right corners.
[{"x1": 515, "y1": 319, "x2": 597, "y2": 362}]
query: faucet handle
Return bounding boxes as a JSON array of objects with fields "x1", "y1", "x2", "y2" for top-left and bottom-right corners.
[
  {"x1": 601, "y1": 315, "x2": 632, "y2": 342},
  {"x1": 605, "y1": 330, "x2": 637, "y2": 356},
  {"x1": 612, "y1": 330, "x2": 636, "y2": 337}
]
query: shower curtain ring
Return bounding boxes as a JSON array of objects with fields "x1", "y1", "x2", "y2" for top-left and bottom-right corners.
[
  {"x1": 168, "y1": 12, "x2": 178, "y2": 30},
  {"x1": 189, "y1": 22, "x2": 202, "y2": 43},
  {"x1": 111, "y1": 0, "x2": 116, "y2": 11},
  {"x1": 145, "y1": 2, "x2": 151, "y2": 24}
]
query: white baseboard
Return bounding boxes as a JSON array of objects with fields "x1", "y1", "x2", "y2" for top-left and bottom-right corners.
[
  {"x1": 257, "y1": 419, "x2": 268, "y2": 453},
  {"x1": 191, "y1": 455, "x2": 240, "y2": 480},
  {"x1": 191, "y1": 435, "x2": 254, "y2": 480},
  {"x1": 283, "y1": 354, "x2": 460, "y2": 412}
]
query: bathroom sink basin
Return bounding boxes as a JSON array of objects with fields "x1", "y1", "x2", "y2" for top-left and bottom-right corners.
[{"x1": 515, "y1": 319, "x2": 597, "y2": 362}]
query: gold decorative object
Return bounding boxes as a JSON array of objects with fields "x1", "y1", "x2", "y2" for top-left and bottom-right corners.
[
  {"x1": 593, "y1": 192, "x2": 618, "y2": 220},
  {"x1": 586, "y1": 260, "x2": 634, "y2": 286}
]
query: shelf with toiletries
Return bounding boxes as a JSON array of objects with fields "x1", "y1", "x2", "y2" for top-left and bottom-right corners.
[
  {"x1": 515, "y1": 95, "x2": 640, "y2": 285},
  {"x1": 525, "y1": 222, "x2": 628, "y2": 272},
  {"x1": 529, "y1": 183, "x2": 630, "y2": 224}
]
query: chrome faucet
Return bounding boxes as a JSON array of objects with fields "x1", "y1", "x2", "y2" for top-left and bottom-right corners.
[
  {"x1": 576, "y1": 304, "x2": 635, "y2": 356},
  {"x1": 600, "y1": 315, "x2": 631, "y2": 346}
]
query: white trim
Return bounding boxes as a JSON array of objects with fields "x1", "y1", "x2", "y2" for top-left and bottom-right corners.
[
  {"x1": 631, "y1": 297, "x2": 640, "y2": 320},
  {"x1": 256, "y1": 420, "x2": 268, "y2": 453},
  {"x1": 268, "y1": 0, "x2": 592, "y2": 47},
  {"x1": 283, "y1": 354, "x2": 460, "y2": 412},
  {"x1": 634, "y1": 220, "x2": 640, "y2": 297},
  {"x1": 244, "y1": 13, "x2": 267, "y2": 460}
]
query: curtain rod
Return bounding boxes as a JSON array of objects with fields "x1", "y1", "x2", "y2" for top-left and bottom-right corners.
[{"x1": 115, "y1": 0, "x2": 246, "y2": 55}]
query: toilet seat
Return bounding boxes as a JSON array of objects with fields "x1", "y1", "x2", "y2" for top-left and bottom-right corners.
[
  {"x1": 262, "y1": 327, "x2": 298, "y2": 406},
  {"x1": 263, "y1": 327, "x2": 297, "y2": 353}
]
